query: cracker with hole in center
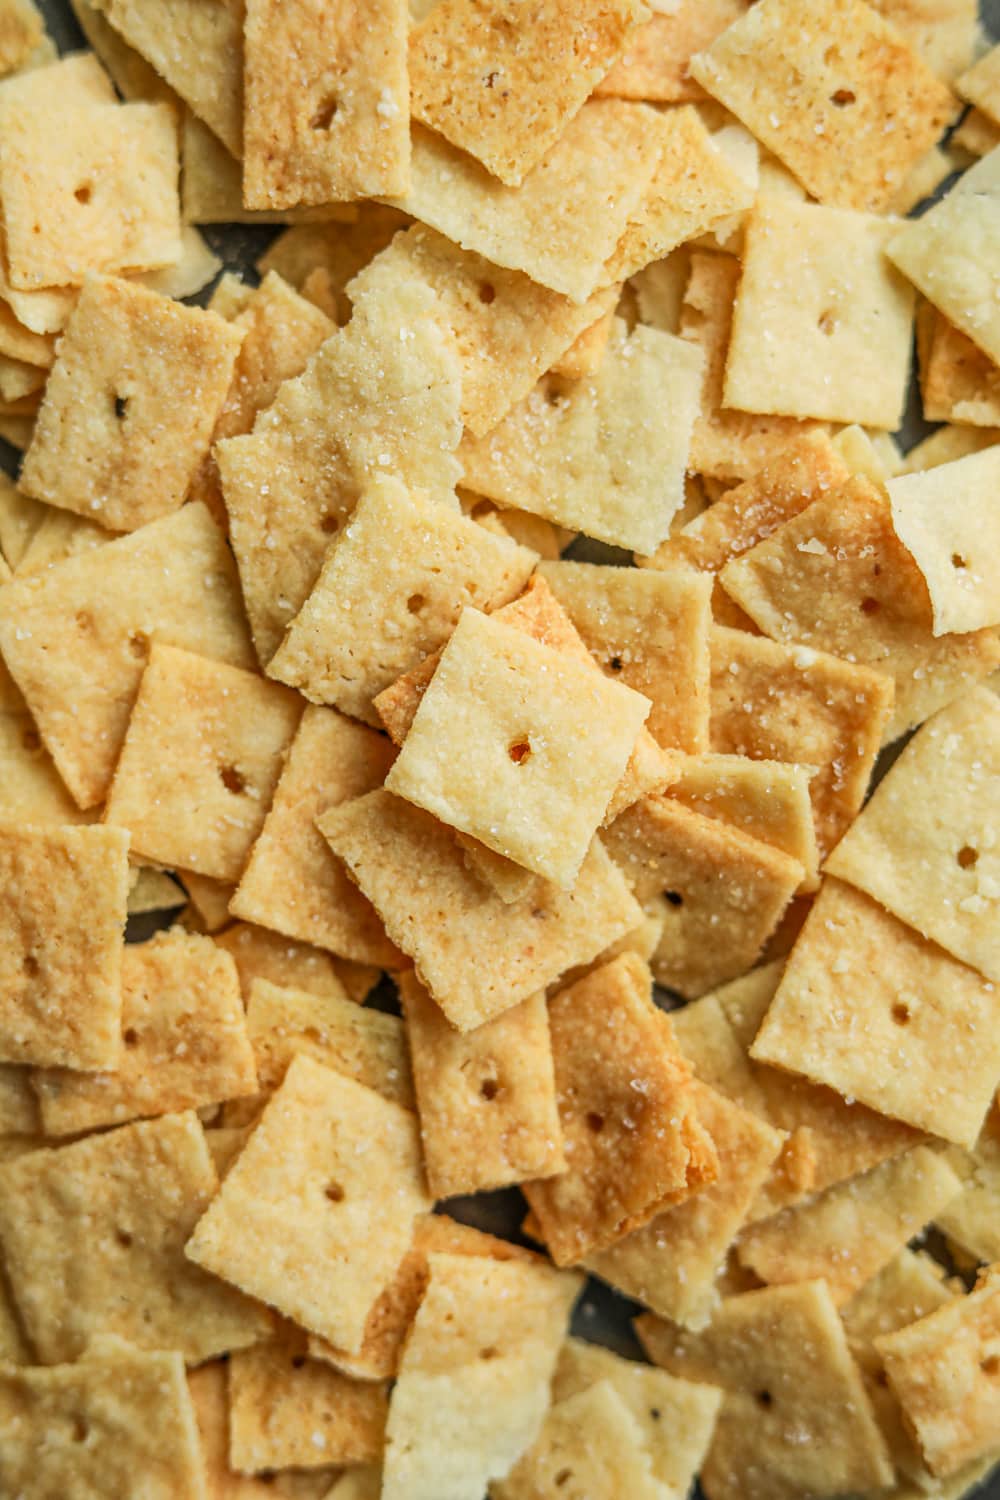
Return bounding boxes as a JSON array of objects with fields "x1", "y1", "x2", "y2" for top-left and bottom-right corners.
[
  {"x1": 104, "y1": 642, "x2": 302, "y2": 883},
  {"x1": 243, "y1": 0, "x2": 408, "y2": 209},
  {"x1": 186, "y1": 1053, "x2": 431, "y2": 1355},
  {"x1": 825, "y1": 688, "x2": 1000, "y2": 984},
  {"x1": 21, "y1": 275, "x2": 244, "y2": 533},
  {"x1": 0, "y1": 1111, "x2": 269, "y2": 1363},
  {"x1": 399, "y1": 971, "x2": 564, "y2": 1199},
  {"x1": 751, "y1": 878, "x2": 1000, "y2": 1147}
]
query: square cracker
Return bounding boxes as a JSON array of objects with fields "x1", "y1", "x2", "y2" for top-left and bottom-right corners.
[
  {"x1": 594, "y1": 0, "x2": 748, "y2": 103},
  {"x1": 319, "y1": 789, "x2": 642, "y2": 1031},
  {"x1": 231, "y1": 705, "x2": 400, "y2": 967},
  {"x1": 877, "y1": 1265, "x2": 1000, "y2": 1479},
  {"x1": 824, "y1": 687, "x2": 1000, "y2": 984},
  {"x1": 0, "y1": 502, "x2": 254, "y2": 809},
  {"x1": 218, "y1": 279, "x2": 464, "y2": 667},
  {"x1": 492, "y1": 1380, "x2": 664, "y2": 1500},
  {"x1": 0, "y1": 1111, "x2": 268, "y2": 1362},
  {"x1": 719, "y1": 477, "x2": 1000, "y2": 742},
  {"x1": 385, "y1": 102, "x2": 663, "y2": 301},
  {"x1": 549, "y1": 1338, "x2": 722, "y2": 1497},
  {"x1": 888, "y1": 446, "x2": 1000, "y2": 635},
  {"x1": 537, "y1": 558, "x2": 711, "y2": 753},
  {"x1": 936, "y1": 1102, "x2": 1000, "y2": 1266},
  {"x1": 751, "y1": 879, "x2": 1000, "y2": 1148},
  {"x1": 918, "y1": 307, "x2": 1000, "y2": 428},
  {"x1": 228, "y1": 1320, "x2": 387, "y2": 1472},
  {"x1": 0, "y1": 91, "x2": 180, "y2": 290},
  {"x1": 409, "y1": 0, "x2": 645, "y2": 187},
  {"x1": 348, "y1": 224, "x2": 618, "y2": 439},
  {"x1": 21, "y1": 275, "x2": 243, "y2": 533},
  {"x1": 871, "y1": 0, "x2": 979, "y2": 85},
  {"x1": 0, "y1": 1344, "x2": 205, "y2": 1500},
  {"x1": 399, "y1": 971, "x2": 564, "y2": 1199},
  {"x1": 888, "y1": 146, "x2": 1000, "y2": 367},
  {"x1": 602, "y1": 795, "x2": 803, "y2": 998},
  {"x1": 689, "y1": 0, "x2": 956, "y2": 212},
  {"x1": 244, "y1": 977, "x2": 412, "y2": 1111},
  {"x1": 243, "y1": 0, "x2": 408, "y2": 209},
  {"x1": 709, "y1": 626, "x2": 894, "y2": 861},
  {"x1": 90, "y1": 0, "x2": 243, "y2": 157},
  {"x1": 105, "y1": 642, "x2": 302, "y2": 883},
  {"x1": 384, "y1": 608, "x2": 650, "y2": 889},
  {"x1": 523, "y1": 954, "x2": 715, "y2": 1265},
  {"x1": 214, "y1": 919, "x2": 378, "y2": 1009},
  {"x1": 267, "y1": 480, "x2": 536, "y2": 725},
  {"x1": 637, "y1": 1281, "x2": 893, "y2": 1499},
  {"x1": 737, "y1": 1145, "x2": 963, "y2": 1307},
  {"x1": 586, "y1": 1078, "x2": 785, "y2": 1329},
  {"x1": 32, "y1": 930, "x2": 257, "y2": 1137},
  {"x1": 186, "y1": 1053, "x2": 431, "y2": 1354},
  {"x1": 723, "y1": 197, "x2": 915, "y2": 430},
  {"x1": 0, "y1": 710, "x2": 91, "y2": 827},
  {"x1": 0, "y1": 821, "x2": 128, "y2": 1070},
  {"x1": 678, "y1": 251, "x2": 828, "y2": 483},
  {"x1": 459, "y1": 320, "x2": 703, "y2": 554},
  {"x1": 381, "y1": 1250, "x2": 580, "y2": 1500}
]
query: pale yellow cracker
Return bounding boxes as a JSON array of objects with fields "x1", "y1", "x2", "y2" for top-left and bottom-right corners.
[
  {"x1": 399, "y1": 971, "x2": 563, "y2": 1199},
  {"x1": 126, "y1": 866, "x2": 185, "y2": 915},
  {"x1": 0, "y1": 1111, "x2": 268, "y2": 1362},
  {"x1": 267, "y1": 481, "x2": 535, "y2": 724},
  {"x1": 410, "y1": 0, "x2": 645, "y2": 187},
  {"x1": 537, "y1": 558, "x2": 712, "y2": 752},
  {"x1": 0, "y1": 87, "x2": 180, "y2": 290},
  {"x1": 228, "y1": 1320, "x2": 387, "y2": 1472},
  {"x1": 738, "y1": 1146, "x2": 963, "y2": 1307},
  {"x1": 90, "y1": 0, "x2": 243, "y2": 156},
  {"x1": 0, "y1": 0, "x2": 43, "y2": 73},
  {"x1": 231, "y1": 705, "x2": 398, "y2": 967},
  {"x1": 603, "y1": 795, "x2": 803, "y2": 997},
  {"x1": 32, "y1": 930, "x2": 257, "y2": 1136},
  {"x1": 595, "y1": 0, "x2": 748, "y2": 102},
  {"x1": 877, "y1": 1265, "x2": 1000, "y2": 1479},
  {"x1": 134, "y1": 224, "x2": 221, "y2": 299},
  {"x1": 936, "y1": 1102, "x2": 1000, "y2": 1266},
  {"x1": 548, "y1": 1338, "x2": 722, "y2": 1499},
  {"x1": 385, "y1": 608, "x2": 650, "y2": 888},
  {"x1": 21, "y1": 275, "x2": 243, "y2": 532},
  {"x1": 889, "y1": 146, "x2": 1000, "y2": 368},
  {"x1": 256, "y1": 203, "x2": 409, "y2": 308},
  {"x1": 888, "y1": 139, "x2": 965, "y2": 215},
  {"x1": 68, "y1": 0, "x2": 175, "y2": 101},
  {"x1": 0, "y1": 1344, "x2": 206, "y2": 1500},
  {"x1": 186, "y1": 1054, "x2": 431, "y2": 1354},
  {"x1": 638, "y1": 1281, "x2": 893, "y2": 1500},
  {"x1": 385, "y1": 101, "x2": 664, "y2": 301},
  {"x1": 219, "y1": 279, "x2": 463, "y2": 666},
  {"x1": 459, "y1": 319, "x2": 703, "y2": 554},
  {"x1": 182, "y1": 110, "x2": 316, "y2": 226},
  {"x1": 348, "y1": 224, "x2": 619, "y2": 438},
  {"x1": 586, "y1": 1078, "x2": 785, "y2": 1329},
  {"x1": 709, "y1": 626, "x2": 893, "y2": 860},
  {"x1": 523, "y1": 954, "x2": 714, "y2": 1264},
  {"x1": 958, "y1": 40, "x2": 1000, "y2": 123},
  {"x1": 919, "y1": 308, "x2": 1000, "y2": 427},
  {"x1": 871, "y1": 0, "x2": 980, "y2": 84},
  {"x1": 888, "y1": 446, "x2": 1000, "y2": 635},
  {"x1": 903, "y1": 424, "x2": 1000, "y2": 473},
  {"x1": 0, "y1": 473, "x2": 44, "y2": 567},
  {"x1": 215, "y1": 920, "x2": 378, "y2": 1008},
  {"x1": 719, "y1": 477, "x2": 1000, "y2": 742},
  {"x1": 0, "y1": 821, "x2": 128, "y2": 1070},
  {"x1": 723, "y1": 197, "x2": 915, "y2": 430},
  {"x1": 381, "y1": 1250, "x2": 580, "y2": 1500},
  {"x1": 678, "y1": 250, "x2": 828, "y2": 483},
  {"x1": 15, "y1": 507, "x2": 110, "y2": 576},
  {"x1": 825, "y1": 688, "x2": 1000, "y2": 985},
  {"x1": 245, "y1": 977, "x2": 412, "y2": 1110},
  {"x1": 0, "y1": 711, "x2": 89, "y2": 826},
  {"x1": 666, "y1": 754, "x2": 819, "y2": 891},
  {"x1": 752, "y1": 878, "x2": 1000, "y2": 1147},
  {"x1": 0, "y1": 355, "x2": 42, "y2": 403},
  {"x1": 955, "y1": 104, "x2": 1000, "y2": 157},
  {"x1": 181, "y1": 873, "x2": 236, "y2": 934},
  {"x1": 690, "y1": 0, "x2": 956, "y2": 212},
  {"x1": 319, "y1": 789, "x2": 641, "y2": 1031},
  {"x1": 243, "y1": 0, "x2": 408, "y2": 209},
  {"x1": 0, "y1": 502, "x2": 254, "y2": 808},
  {"x1": 492, "y1": 1380, "x2": 664, "y2": 1500},
  {"x1": 548, "y1": 303, "x2": 615, "y2": 380},
  {"x1": 105, "y1": 643, "x2": 301, "y2": 882}
]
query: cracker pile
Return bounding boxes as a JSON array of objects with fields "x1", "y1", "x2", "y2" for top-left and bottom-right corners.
[{"x1": 3, "y1": 0, "x2": 1000, "y2": 1497}]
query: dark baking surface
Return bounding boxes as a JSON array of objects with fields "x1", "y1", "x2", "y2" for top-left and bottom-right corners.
[{"x1": 20, "y1": 2, "x2": 1000, "y2": 1494}]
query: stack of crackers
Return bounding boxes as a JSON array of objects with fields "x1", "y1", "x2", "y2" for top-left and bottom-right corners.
[{"x1": 2, "y1": 0, "x2": 1000, "y2": 1496}]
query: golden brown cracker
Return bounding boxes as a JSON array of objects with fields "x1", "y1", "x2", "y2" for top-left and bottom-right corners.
[
  {"x1": 214, "y1": 920, "x2": 378, "y2": 1008},
  {"x1": 594, "y1": 0, "x2": 748, "y2": 103},
  {"x1": 918, "y1": 307, "x2": 1000, "y2": 426}
]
